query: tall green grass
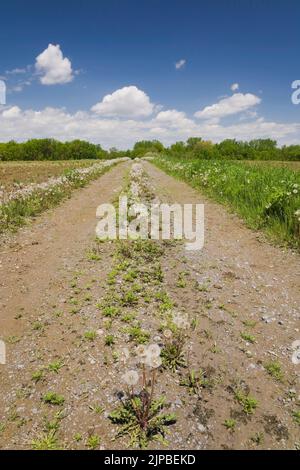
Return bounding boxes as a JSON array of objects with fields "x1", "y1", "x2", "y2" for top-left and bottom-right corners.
[{"x1": 154, "y1": 157, "x2": 300, "y2": 249}]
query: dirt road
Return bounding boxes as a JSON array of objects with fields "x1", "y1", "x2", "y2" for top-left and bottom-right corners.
[{"x1": 0, "y1": 160, "x2": 299, "y2": 450}]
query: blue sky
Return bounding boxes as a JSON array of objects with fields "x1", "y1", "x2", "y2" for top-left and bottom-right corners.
[{"x1": 0, "y1": 0, "x2": 299, "y2": 148}]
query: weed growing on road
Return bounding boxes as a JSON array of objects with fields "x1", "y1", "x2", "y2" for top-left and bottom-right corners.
[{"x1": 109, "y1": 344, "x2": 176, "y2": 448}]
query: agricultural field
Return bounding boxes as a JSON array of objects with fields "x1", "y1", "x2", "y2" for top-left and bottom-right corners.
[
  {"x1": 0, "y1": 158, "x2": 299, "y2": 450},
  {"x1": 0, "y1": 158, "x2": 127, "y2": 234},
  {"x1": 244, "y1": 160, "x2": 300, "y2": 171},
  {"x1": 0, "y1": 160, "x2": 100, "y2": 192}
]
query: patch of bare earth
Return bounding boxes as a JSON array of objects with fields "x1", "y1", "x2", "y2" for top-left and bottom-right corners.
[{"x1": 0, "y1": 160, "x2": 299, "y2": 450}]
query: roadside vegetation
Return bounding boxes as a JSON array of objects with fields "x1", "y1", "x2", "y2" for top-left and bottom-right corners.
[
  {"x1": 154, "y1": 156, "x2": 300, "y2": 249},
  {"x1": 0, "y1": 158, "x2": 128, "y2": 234}
]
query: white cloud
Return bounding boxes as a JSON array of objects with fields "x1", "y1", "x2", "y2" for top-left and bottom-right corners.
[
  {"x1": 2, "y1": 106, "x2": 21, "y2": 118},
  {"x1": 5, "y1": 68, "x2": 27, "y2": 75},
  {"x1": 155, "y1": 109, "x2": 195, "y2": 129},
  {"x1": 231, "y1": 83, "x2": 239, "y2": 91},
  {"x1": 194, "y1": 93, "x2": 261, "y2": 120},
  {"x1": 35, "y1": 44, "x2": 74, "y2": 85},
  {"x1": 175, "y1": 59, "x2": 186, "y2": 70},
  {"x1": 91, "y1": 86, "x2": 154, "y2": 117},
  {"x1": 0, "y1": 104, "x2": 299, "y2": 148}
]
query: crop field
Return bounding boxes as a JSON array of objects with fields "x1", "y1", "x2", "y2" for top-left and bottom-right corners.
[
  {"x1": 244, "y1": 160, "x2": 300, "y2": 171},
  {"x1": 0, "y1": 160, "x2": 99, "y2": 192},
  {"x1": 0, "y1": 158, "x2": 127, "y2": 234}
]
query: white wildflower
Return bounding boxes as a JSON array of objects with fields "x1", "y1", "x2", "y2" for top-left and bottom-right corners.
[
  {"x1": 122, "y1": 370, "x2": 139, "y2": 386},
  {"x1": 172, "y1": 312, "x2": 190, "y2": 329},
  {"x1": 135, "y1": 345, "x2": 148, "y2": 363},
  {"x1": 147, "y1": 344, "x2": 161, "y2": 357},
  {"x1": 146, "y1": 355, "x2": 162, "y2": 369},
  {"x1": 163, "y1": 329, "x2": 173, "y2": 339}
]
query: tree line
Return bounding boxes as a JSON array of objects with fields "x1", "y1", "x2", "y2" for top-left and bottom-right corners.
[{"x1": 0, "y1": 137, "x2": 299, "y2": 161}]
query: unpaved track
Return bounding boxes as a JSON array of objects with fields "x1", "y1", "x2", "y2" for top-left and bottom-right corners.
[
  {"x1": 0, "y1": 160, "x2": 299, "y2": 450},
  {"x1": 0, "y1": 161, "x2": 131, "y2": 337},
  {"x1": 145, "y1": 161, "x2": 300, "y2": 323}
]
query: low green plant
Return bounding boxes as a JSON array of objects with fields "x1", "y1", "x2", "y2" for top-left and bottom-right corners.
[
  {"x1": 123, "y1": 269, "x2": 138, "y2": 282},
  {"x1": 48, "y1": 360, "x2": 64, "y2": 374},
  {"x1": 264, "y1": 361, "x2": 284, "y2": 382},
  {"x1": 32, "y1": 369, "x2": 44, "y2": 383},
  {"x1": 110, "y1": 356, "x2": 176, "y2": 448},
  {"x1": 179, "y1": 369, "x2": 204, "y2": 395},
  {"x1": 42, "y1": 392, "x2": 65, "y2": 406},
  {"x1": 223, "y1": 419, "x2": 236, "y2": 431},
  {"x1": 110, "y1": 396, "x2": 175, "y2": 449},
  {"x1": 121, "y1": 289, "x2": 139, "y2": 306},
  {"x1": 240, "y1": 332, "x2": 256, "y2": 344},
  {"x1": 32, "y1": 430, "x2": 60, "y2": 450},
  {"x1": 89, "y1": 404, "x2": 105, "y2": 414},
  {"x1": 125, "y1": 325, "x2": 150, "y2": 344},
  {"x1": 176, "y1": 272, "x2": 187, "y2": 288},
  {"x1": 161, "y1": 336, "x2": 186, "y2": 371},
  {"x1": 121, "y1": 313, "x2": 136, "y2": 323},
  {"x1": 86, "y1": 434, "x2": 101, "y2": 450},
  {"x1": 105, "y1": 334, "x2": 115, "y2": 346},
  {"x1": 292, "y1": 410, "x2": 300, "y2": 425},
  {"x1": 86, "y1": 248, "x2": 101, "y2": 261},
  {"x1": 242, "y1": 319, "x2": 257, "y2": 328},
  {"x1": 155, "y1": 291, "x2": 173, "y2": 313},
  {"x1": 32, "y1": 321, "x2": 44, "y2": 331},
  {"x1": 234, "y1": 389, "x2": 258, "y2": 415},
  {"x1": 6, "y1": 335, "x2": 20, "y2": 344},
  {"x1": 84, "y1": 330, "x2": 97, "y2": 341},
  {"x1": 102, "y1": 306, "x2": 120, "y2": 318},
  {"x1": 250, "y1": 431, "x2": 264, "y2": 445}
]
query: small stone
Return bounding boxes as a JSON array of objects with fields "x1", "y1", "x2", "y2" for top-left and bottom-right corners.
[
  {"x1": 174, "y1": 398, "x2": 182, "y2": 407},
  {"x1": 197, "y1": 424, "x2": 206, "y2": 433},
  {"x1": 262, "y1": 315, "x2": 274, "y2": 324}
]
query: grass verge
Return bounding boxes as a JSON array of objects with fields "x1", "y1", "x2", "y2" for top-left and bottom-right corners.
[{"x1": 153, "y1": 157, "x2": 300, "y2": 249}]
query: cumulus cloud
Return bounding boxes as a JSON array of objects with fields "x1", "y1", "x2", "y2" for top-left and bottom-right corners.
[
  {"x1": 155, "y1": 109, "x2": 195, "y2": 129},
  {"x1": 194, "y1": 93, "x2": 261, "y2": 120},
  {"x1": 175, "y1": 59, "x2": 186, "y2": 70},
  {"x1": 231, "y1": 83, "x2": 239, "y2": 91},
  {"x1": 35, "y1": 44, "x2": 74, "y2": 85},
  {"x1": 91, "y1": 85, "x2": 154, "y2": 117},
  {"x1": 2, "y1": 106, "x2": 21, "y2": 118},
  {"x1": 0, "y1": 104, "x2": 299, "y2": 148}
]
